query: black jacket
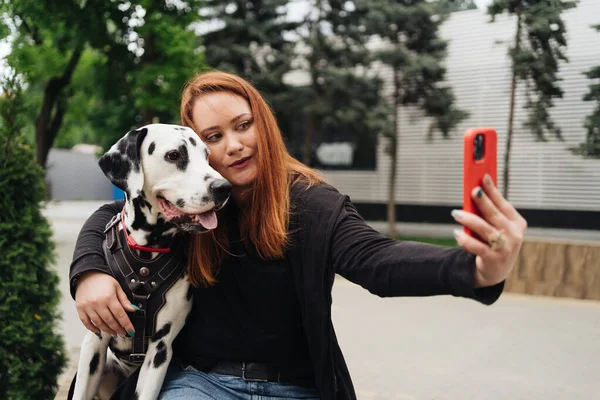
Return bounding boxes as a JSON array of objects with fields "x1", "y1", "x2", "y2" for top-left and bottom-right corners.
[{"x1": 69, "y1": 183, "x2": 503, "y2": 400}]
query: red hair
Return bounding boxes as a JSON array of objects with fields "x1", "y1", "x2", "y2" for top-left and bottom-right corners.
[{"x1": 180, "y1": 71, "x2": 323, "y2": 287}]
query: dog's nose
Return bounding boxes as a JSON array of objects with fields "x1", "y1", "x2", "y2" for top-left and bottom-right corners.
[{"x1": 210, "y1": 180, "x2": 232, "y2": 203}]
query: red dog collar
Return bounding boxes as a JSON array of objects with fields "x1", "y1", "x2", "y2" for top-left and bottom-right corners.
[{"x1": 121, "y1": 210, "x2": 171, "y2": 253}]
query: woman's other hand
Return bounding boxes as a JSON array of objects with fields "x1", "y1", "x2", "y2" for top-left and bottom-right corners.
[
  {"x1": 75, "y1": 271, "x2": 137, "y2": 337},
  {"x1": 451, "y1": 174, "x2": 528, "y2": 288}
]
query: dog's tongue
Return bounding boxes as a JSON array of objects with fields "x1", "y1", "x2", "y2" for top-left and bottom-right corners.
[{"x1": 198, "y1": 211, "x2": 218, "y2": 229}]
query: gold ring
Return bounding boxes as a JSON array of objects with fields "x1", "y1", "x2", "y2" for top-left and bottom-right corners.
[{"x1": 488, "y1": 229, "x2": 506, "y2": 250}]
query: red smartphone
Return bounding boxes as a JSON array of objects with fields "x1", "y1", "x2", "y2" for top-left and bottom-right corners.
[{"x1": 463, "y1": 128, "x2": 497, "y2": 237}]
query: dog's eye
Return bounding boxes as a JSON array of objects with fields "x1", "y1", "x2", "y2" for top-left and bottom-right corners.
[{"x1": 166, "y1": 151, "x2": 180, "y2": 161}]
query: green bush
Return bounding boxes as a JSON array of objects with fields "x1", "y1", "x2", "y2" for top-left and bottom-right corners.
[{"x1": 0, "y1": 75, "x2": 67, "y2": 399}]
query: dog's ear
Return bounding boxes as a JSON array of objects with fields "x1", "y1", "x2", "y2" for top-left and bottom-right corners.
[{"x1": 98, "y1": 127, "x2": 148, "y2": 198}]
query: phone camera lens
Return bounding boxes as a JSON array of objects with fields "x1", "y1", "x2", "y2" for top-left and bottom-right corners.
[{"x1": 474, "y1": 134, "x2": 485, "y2": 161}]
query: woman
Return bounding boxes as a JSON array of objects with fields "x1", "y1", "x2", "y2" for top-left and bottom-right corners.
[{"x1": 71, "y1": 71, "x2": 528, "y2": 400}]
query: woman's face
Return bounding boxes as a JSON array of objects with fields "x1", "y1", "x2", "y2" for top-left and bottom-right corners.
[{"x1": 191, "y1": 92, "x2": 258, "y2": 193}]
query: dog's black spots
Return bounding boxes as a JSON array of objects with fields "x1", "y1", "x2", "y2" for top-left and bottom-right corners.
[
  {"x1": 152, "y1": 323, "x2": 171, "y2": 342},
  {"x1": 148, "y1": 141, "x2": 156, "y2": 155},
  {"x1": 189, "y1": 137, "x2": 197, "y2": 146},
  {"x1": 176, "y1": 199, "x2": 186, "y2": 208},
  {"x1": 131, "y1": 197, "x2": 149, "y2": 231},
  {"x1": 134, "y1": 191, "x2": 152, "y2": 209},
  {"x1": 145, "y1": 234, "x2": 173, "y2": 250},
  {"x1": 99, "y1": 128, "x2": 147, "y2": 192},
  {"x1": 164, "y1": 144, "x2": 189, "y2": 171},
  {"x1": 175, "y1": 127, "x2": 185, "y2": 131},
  {"x1": 175, "y1": 144, "x2": 189, "y2": 171},
  {"x1": 187, "y1": 285, "x2": 194, "y2": 301},
  {"x1": 205, "y1": 148, "x2": 210, "y2": 159},
  {"x1": 204, "y1": 174, "x2": 211, "y2": 182},
  {"x1": 118, "y1": 133, "x2": 130, "y2": 154},
  {"x1": 145, "y1": 217, "x2": 176, "y2": 248},
  {"x1": 99, "y1": 152, "x2": 131, "y2": 192},
  {"x1": 130, "y1": 128, "x2": 148, "y2": 172},
  {"x1": 117, "y1": 128, "x2": 147, "y2": 173},
  {"x1": 153, "y1": 341, "x2": 168, "y2": 368},
  {"x1": 201, "y1": 195, "x2": 209, "y2": 204},
  {"x1": 89, "y1": 352, "x2": 100, "y2": 375},
  {"x1": 109, "y1": 339, "x2": 132, "y2": 360}
]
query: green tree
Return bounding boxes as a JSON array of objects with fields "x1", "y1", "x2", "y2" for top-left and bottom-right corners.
[
  {"x1": 0, "y1": 74, "x2": 67, "y2": 399},
  {"x1": 201, "y1": 0, "x2": 296, "y2": 88},
  {"x1": 488, "y1": 0, "x2": 577, "y2": 198},
  {"x1": 295, "y1": 0, "x2": 393, "y2": 167},
  {"x1": 571, "y1": 24, "x2": 600, "y2": 158},
  {"x1": 0, "y1": 0, "x2": 206, "y2": 165},
  {"x1": 87, "y1": 0, "x2": 206, "y2": 151},
  {"x1": 1, "y1": 0, "x2": 129, "y2": 166},
  {"x1": 438, "y1": 0, "x2": 478, "y2": 13},
  {"x1": 368, "y1": 0, "x2": 469, "y2": 236},
  {"x1": 197, "y1": 0, "x2": 298, "y2": 146}
]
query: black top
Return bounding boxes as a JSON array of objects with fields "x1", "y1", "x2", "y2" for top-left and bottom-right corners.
[
  {"x1": 69, "y1": 182, "x2": 504, "y2": 400},
  {"x1": 172, "y1": 201, "x2": 314, "y2": 378}
]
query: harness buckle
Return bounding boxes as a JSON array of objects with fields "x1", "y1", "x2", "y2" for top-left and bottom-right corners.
[
  {"x1": 104, "y1": 212, "x2": 122, "y2": 233},
  {"x1": 241, "y1": 362, "x2": 269, "y2": 382},
  {"x1": 129, "y1": 353, "x2": 146, "y2": 363}
]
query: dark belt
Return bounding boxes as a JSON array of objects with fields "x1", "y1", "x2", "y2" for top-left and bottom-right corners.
[{"x1": 209, "y1": 361, "x2": 315, "y2": 389}]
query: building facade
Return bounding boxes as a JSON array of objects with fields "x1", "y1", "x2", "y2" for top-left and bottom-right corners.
[{"x1": 321, "y1": 0, "x2": 600, "y2": 230}]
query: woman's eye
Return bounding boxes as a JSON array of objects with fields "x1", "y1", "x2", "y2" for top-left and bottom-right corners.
[
  {"x1": 237, "y1": 121, "x2": 251, "y2": 131},
  {"x1": 205, "y1": 133, "x2": 222, "y2": 142},
  {"x1": 166, "y1": 151, "x2": 180, "y2": 161}
]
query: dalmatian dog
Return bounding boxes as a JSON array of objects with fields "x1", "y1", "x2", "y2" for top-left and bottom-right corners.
[{"x1": 71, "y1": 124, "x2": 231, "y2": 400}]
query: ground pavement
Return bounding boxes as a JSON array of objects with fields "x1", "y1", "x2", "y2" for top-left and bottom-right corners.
[{"x1": 45, "y1": 201, "x2": 600, "y2": 400}]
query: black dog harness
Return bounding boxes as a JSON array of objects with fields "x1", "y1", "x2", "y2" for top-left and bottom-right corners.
[{"x1": 103, "y1": 213, "x2": 187, "y2": 363}]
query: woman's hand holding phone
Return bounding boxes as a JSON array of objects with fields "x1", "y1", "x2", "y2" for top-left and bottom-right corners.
[
  {"x1": 452, "y1": 128, "x2": 528, "y2": 288},
  {"x1": 452, "y1": 174, "x2": 528, "y2": 288}
]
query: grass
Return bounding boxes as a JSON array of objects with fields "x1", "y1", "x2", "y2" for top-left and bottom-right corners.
[{"x1": 396, "y1": 236, "x2": 458, "y2": 247}]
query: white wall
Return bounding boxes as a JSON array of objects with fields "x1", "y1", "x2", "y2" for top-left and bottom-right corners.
[
  {"x1": 323, "y1": 0, "x2": 600, "y2": 212},
  {"x1": 46, "y1": 149, "x2": 113, "y2": 201}
]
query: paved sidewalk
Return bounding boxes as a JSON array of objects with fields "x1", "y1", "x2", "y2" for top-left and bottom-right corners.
[{"x1": 46, "y1": 201, "x2": 600, "y2": 399}]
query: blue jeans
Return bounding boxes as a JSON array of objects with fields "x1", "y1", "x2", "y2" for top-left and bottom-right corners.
[{"x1": 159, "y1": 365, "x2": 321, "y2": 400}]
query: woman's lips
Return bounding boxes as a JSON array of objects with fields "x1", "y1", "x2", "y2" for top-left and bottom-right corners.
[{"x1": 230, "y1": 156, "x2": 251, "y2": 169}]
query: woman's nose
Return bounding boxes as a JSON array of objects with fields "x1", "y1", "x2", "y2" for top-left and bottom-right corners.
[{"x1": 225, "y1": 135, "x2": 243, "y2": 155}]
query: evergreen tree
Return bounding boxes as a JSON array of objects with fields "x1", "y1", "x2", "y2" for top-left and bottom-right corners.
[
  {"x1": 199, "y1": 0, "x2": 299, "y2": 141},
  {"x1": 572, "y1": 24, "x2": 600, "y2": 158},
  {"x1": 438, "y1": 0, "x2": 478, "y2": 13},
  {"x1": 201, "y1": 1, "x2": 392, "y2": 170},
  {"x1": 295, "y1": 0, "x2": 393, "y2": 167},
  {"x1": 0, "y1": 74, "x2": 67, "y2": 399},
  {"x1": 488, "y1": 0, "x2": 577, "y2": 198},
  {"x1": 367, "y1": 0, "x2": 469, "y2": 236},
  {"x1": 201, "y1": 0, "x2": 297, "y2": 88}
]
